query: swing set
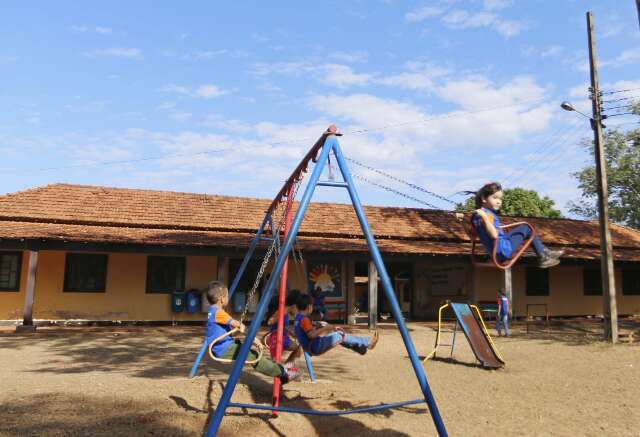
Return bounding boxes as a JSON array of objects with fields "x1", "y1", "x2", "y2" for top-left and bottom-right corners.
[{"x1": 200, "y1": 125, "x2": 448, "y2": 437}]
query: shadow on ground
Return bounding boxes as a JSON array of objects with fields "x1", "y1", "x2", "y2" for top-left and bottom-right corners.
[{"x1": 0, "y1": 392, "x2": 198, "y2": 437}]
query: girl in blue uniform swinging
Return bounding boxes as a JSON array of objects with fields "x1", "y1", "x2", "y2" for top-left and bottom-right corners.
[{"x1": 471, "y1": 182, "x2": 563, "y2": 269}]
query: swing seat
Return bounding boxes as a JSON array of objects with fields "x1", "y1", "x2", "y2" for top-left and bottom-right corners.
[
  {"x1": 465, "y1": 215, "x2": 535, "y2": 270},
  {"x1": 208, "y1": 327, "x2": 264, "y2": 365}
]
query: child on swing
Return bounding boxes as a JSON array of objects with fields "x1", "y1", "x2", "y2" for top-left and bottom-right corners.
[
  {"x1": 205, "y1": 281, "x2": 300, "y2": 383},
  {"x1": 265, "y1": 289, "x2": 302, "y2": 365},
  {"x1": 294, "y1": 294, "x2": 379, "y2": 356},
  {"x1": 471, "y1": 182, "x2": 563, "y2": 269}
]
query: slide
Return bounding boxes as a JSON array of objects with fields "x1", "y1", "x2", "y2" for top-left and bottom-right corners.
[{"x1": 449, "y1": 302, "x2": 504, "y2": 368}]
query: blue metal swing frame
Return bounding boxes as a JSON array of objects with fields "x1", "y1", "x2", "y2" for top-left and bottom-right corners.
[{"x1": 204, "y1": 130, "x2": 448, "y2": 437}]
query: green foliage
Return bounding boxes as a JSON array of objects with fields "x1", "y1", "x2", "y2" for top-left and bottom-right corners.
[
  {"x1": 456, "y1": 187, "x2": 562, "y2": 218},
  {"x1": 568, "y1": 125, "x2": 640, "y2": 228}
]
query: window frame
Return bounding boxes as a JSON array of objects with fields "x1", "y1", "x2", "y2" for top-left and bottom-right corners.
[
  {"x1": 63, "y1": 253, "x2": 109, "y2": 293},
  {"x1": 0, "y1": 251, "x2": 23, "y2": 292},
  {"x1": 146, "y1": 255, "x2": 186, "y2": 294},
  {"x1": 582, "y1": 267, "x2": 602, "y2": 296},
  {"x1": 525, "y1": 266, "x2": 550, "y2": 296},
  {"x1": 622, "y1": 268, "x2": 640, "y2": 296}
]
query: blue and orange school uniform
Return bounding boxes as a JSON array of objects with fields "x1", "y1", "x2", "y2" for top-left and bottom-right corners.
[
  {"x1": 206, "y1": 306, "x2": 234, "y2": 357},
  {"x1": 294, "y1": 313, "x2": 369, "y2": 355},
  {"x1": 472, "y1": 207, "x2": 513, "y2": 261}
]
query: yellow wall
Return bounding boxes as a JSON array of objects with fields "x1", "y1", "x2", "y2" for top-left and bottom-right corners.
[
  {"x1": 0, "y1": 250, "x2": 218, "y2": 321},
  {"x1": 2, "y1": 250, "x2": 640, "y2": 321},
  {"x1": 474, "y1": 265, "x2": 640, "y2": 317}
]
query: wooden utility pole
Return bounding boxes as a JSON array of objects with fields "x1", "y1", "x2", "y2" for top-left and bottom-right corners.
[
  {"x1": 587, "y1": 11, "x2": 618, "y2": 343},
  {"x1": 636, "y1": 0, "x2": 640, "y2": 30}
]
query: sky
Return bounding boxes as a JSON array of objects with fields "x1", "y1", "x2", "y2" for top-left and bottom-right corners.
[{"x1": 1, "y1": 1, "x2": 639, "y2": 216}]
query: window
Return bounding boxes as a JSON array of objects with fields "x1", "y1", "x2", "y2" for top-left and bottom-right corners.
[
  {"x1": 583, "y1": 268, "x2": 602, "y2": 296},
  {"x1": 64, "y1": 253, "x2": 108, "y2": 292},
  {"x1": 146, "y1": 256, "x2": 185, "y2": 293},
  {"x1": 0, "y1": 251, "x2": 22, "y2": 291},
  {"x1": 622, "y1": 268, "x2": 640, "y2": 295},
  {"x1": 526, "y1": 267, "x2": 549, "y2": 296}
]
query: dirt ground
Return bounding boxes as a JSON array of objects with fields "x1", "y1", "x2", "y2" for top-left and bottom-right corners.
[{"x1": 1, "y1": 320, "x2": 639, "y2": 437}]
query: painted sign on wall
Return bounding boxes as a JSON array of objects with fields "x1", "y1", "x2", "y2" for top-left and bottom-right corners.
[
  {"x1": 307, "y1": 261, "x2": 342, "y2": 299},
  {"x1": 430, "y1": 265, "x2": 467, "y2": 296}
]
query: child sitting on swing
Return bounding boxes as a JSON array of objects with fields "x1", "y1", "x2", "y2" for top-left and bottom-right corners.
[
  {"x1": 265, "y1": 289, "x2": 302, "y2": 365},
  {"x1": 205, "y1": 281, "x2": 300, "y2": 383},
  {"x1": 471, "y1": 182, "x2": 563, "y2": 269},
  {"x1": 294, "y1": 294, "x2": 379, "y2": 356}
]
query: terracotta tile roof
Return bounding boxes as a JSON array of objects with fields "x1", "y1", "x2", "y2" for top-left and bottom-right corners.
[{"x1": 0, "y1": 183, "x2": 639, "y2": 260}]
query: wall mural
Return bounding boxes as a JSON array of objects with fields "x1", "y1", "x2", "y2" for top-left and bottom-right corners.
[{"x1": 307, "y1": 261, "x2": 342, "y2": 299}]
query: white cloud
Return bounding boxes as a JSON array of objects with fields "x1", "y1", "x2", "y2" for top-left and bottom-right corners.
[
  {"x1": 252, "y1": 61, "x2": 313, "y2": 77},
  {"x1": 71, "y1": 25, "x2": 114, "y2": 35},
  {"x1": 601, "y1": 48, "x2": 640, "y2": 69},
  {"x1": 483, "y1": 0, "x2": 511, "y2": 10},
  {"x1": 442, "y1": 9, "x2": 527, "y2": 38},
  {"x1": 82, "y1": 47, "x2": 142, "y2": 59},
  {"x1": 160, "y1": 84, "x2": 233, "y2": 99},
  {"x1": 376, "y1": 63, "x2": 450, "y2": 92},
  {"x1": 405, "y1": 6, "x2": 447, "y2": 22},
  {"x1": 540, "y1": 46, "x2": 563, "y2": 57},
  {"x1": 160, "y1": 84, "x2": 191, "y2": 96},
  {"x1": 321, "y1": 64, "x2": 373, "y2": 88},
  {"x1": 329, "y1": 51, "x2": 369, "y2": 63},
  {"x1": 435, "y1": 75, "x2": 546, "y2": 110},
  {"x1": 196, "y1": 84, "x2": 230, "y2": 99},
  {"x1": 169, "y1": 112, "x2": 192, "y2": 122}
]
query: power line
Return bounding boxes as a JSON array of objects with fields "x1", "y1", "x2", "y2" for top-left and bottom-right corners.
[
  {"x1": 501, "y1": 119, "x2": 582, "y2": 186},
  {"x1": 345, "y1": 156, "x2": 457, "y2": 205},
  {"x1": 351, "y1": 173, "x2": 441, "y2": 209},
  {"x1": 600, "y1": 87, "x2": 640, "y2": 96},
  {"x1": 506, "y1": 124, "x2": 589, "y2": 187},
  {"x1": 601, "y1": 94, "x2": 640, "y2": 104}
]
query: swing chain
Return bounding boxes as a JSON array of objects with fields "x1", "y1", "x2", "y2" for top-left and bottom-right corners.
[{"x1": 238, "y1": 174, "x2": 304, "y2": 324}]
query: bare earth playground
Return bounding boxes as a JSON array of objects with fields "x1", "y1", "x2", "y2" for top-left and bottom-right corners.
[{"x1": 1, "y1": 320, "x2": 638, "y2": 437}]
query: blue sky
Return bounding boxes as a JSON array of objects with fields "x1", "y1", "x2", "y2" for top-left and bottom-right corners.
[{"x1": 1, "y1": 1, "x2": 638, "y2": 215}]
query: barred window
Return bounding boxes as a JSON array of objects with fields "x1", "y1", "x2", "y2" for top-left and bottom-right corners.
[{"x1": 0, "y1": 252, "x2": 22, "y2": 291}]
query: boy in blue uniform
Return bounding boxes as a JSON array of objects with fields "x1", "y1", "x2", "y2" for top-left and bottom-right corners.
[
  {"x1": 311, "y1": 286, "x2": 327, "y2": 321},
  {"x1": 472, "y1": 182, "x2": 563, "y2": 268},
  {"x1": 205, "y1": 281, "x2": 299, "y2": 383},
  {"x1": 265, "y1": 289, "x2": 302, "y2": 364},
  {"x1": 496, "y1": 289, "x2": 510, "y2": 337},
  {"x1": 294, "y1": 294, "x2": 378, "y2": 356}
]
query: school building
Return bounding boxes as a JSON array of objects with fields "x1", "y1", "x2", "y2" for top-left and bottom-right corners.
[{"x1": 1, "y1": 183, "x2": 640, "y2": 327}]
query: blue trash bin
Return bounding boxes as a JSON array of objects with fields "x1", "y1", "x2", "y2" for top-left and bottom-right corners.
[
  {"x1": 186, "y1": 290, "x2": 201, "y2": 313},
  {"x1": 232, "y1": 291, "x2": 246, "y2": 313},
  {"x1": 171, "y1": 291, "x2": 185, "y2": 313}
]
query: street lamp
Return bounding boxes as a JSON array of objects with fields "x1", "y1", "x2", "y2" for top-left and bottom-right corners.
[{"x1": 561, "y1": 101, "x2": 606, "y2": 128}]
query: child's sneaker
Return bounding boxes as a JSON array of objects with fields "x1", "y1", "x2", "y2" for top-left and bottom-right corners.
[
  {"x1": 538, "y1": 252, "x2": 561, "y2": 269},
  {"x1": 281, "y1": 363, "x2": 300, "y2": 385},
  {"x1": 368, "y1": 330, "x2": 379, "y2": 351}
]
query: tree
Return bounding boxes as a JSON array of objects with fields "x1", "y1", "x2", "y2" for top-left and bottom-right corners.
[
  {"x1": 456, "y1": 187, "x2": 562, "y2": 218},
  {"x1": 568, "y1": 123, "x2": 640, "y2": 228}
]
